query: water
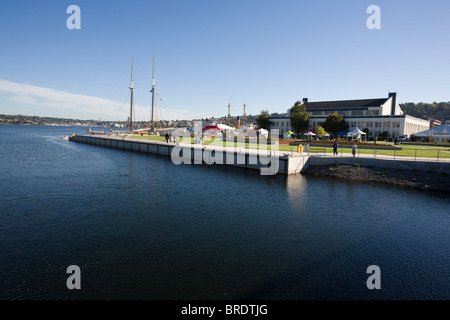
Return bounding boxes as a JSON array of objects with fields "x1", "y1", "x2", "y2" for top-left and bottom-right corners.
[{"x1": 0, "y1": 124, "x2": 449, "y2": 300}]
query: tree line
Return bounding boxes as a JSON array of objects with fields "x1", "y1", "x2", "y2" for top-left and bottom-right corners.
[{"x1": 400, "y1": 102, "x2": 450, "y2": 121}]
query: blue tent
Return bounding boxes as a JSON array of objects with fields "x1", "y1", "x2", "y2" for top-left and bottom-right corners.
[{"x1": 336, "y1": 131, "x2": 348, "y2": 136}]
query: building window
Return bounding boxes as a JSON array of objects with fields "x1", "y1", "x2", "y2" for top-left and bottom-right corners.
[
  {"x1": 383, "y1": 122, "x2": 390, "y2": 128},
  {"x1": 337, "y1": 111, "x2": 348, "y2": 116},
  {"x1": 367, "y1": 110, "x2": 379, "y2": 116},
  {"x1": 358, "y1": 122, "x2": 365, "y2": 128},
  {"x1": 312, "y1": 111, "x2": 322, "y2": 115},
  {"x1": 352, "y1": 110, "x2": 363, "y2": 116}
]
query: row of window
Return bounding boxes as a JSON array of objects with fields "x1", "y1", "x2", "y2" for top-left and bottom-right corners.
[
  {"x1": 349, "y1": 122, "x2": 400, "y2": 128},
  {"x1": 310, "y1": 110, "x2": 379, "y2": 116},
  {"x1": 271, "y1": 121, "x2": 402, "y2": 129}
]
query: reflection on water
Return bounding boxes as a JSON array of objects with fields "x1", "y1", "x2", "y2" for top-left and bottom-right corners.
[
  {"x1": 286, "y1": 174, "x2": 307, "y2": 211},
  {"x1": 0, "y1": 125, "x2": 449, "y2": 300}
]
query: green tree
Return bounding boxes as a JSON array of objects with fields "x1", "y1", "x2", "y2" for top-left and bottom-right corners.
[
  {"x1": 323, "y1": 113, "x2": 348, "y2": 134},
  {"x1": 400, "y1": 101, "x2": 450, "y2": 119},
  {"x1": 379, "y1": 131, "x2": 389, "y2": 139},
  {"x1": 363, "y1": 128, "x2": 370, "y2": 137},
  {"x1": 290, "y1": 101, "x2": 310, "y2": 136},
  {"x1": 256, "y1": 110, "x2": 270, "y2": 129},
  {"x1": 316, "y1": 126, "x2": 327, "y2": 138}
]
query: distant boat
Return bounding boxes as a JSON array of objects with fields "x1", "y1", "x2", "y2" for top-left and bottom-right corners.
[
  {"x1": 86, "y1": 128, "x2": 105, "y2": 135},
  {"x1": 62, "y1": 135, "x2": 69, "y2": 140}
]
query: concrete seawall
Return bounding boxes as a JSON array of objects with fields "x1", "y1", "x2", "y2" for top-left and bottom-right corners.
[
  {"x1": 69, "y1": 134, "x2": 310, "y2": 175},
  {"x1": 307, "y1": 156, "x2": 450, "y2": 173},
  {"x1": 69, "y1": 135, "x2": 449, "y2": 176}
]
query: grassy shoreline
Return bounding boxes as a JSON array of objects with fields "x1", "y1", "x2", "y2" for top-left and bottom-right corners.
[{"x1": 129, "y1": 135, "x2": 450, "y2": 159}]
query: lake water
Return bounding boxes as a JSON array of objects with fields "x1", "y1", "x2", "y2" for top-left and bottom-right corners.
[{"x1": 0, "y1": 124, "x2": 449, "y2": 300}]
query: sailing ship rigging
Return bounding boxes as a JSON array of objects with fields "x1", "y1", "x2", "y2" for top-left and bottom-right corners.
[{"x1": 89, "y1": 55, "x2": 157, "y2": 136}]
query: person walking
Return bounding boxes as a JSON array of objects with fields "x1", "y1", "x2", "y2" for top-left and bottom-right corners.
[
  {"x1": 165, "y1": 132, "x2": 169, "y2": 143},
  {"x1": 352, "y1": 142, "x2": 358, "y2": 157},
  {"x1": 332, "y1": 140, "x2": 339, "y2": 155}
]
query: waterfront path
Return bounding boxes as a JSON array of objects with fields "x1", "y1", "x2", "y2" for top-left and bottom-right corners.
[{"x1": 306, "y1": 150, "x2": 450, "y2": 163}]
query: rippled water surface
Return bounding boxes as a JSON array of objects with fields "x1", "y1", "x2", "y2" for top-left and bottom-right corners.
[{"x1": 0, "y1": 125, "x2": 449, "y2": 299}]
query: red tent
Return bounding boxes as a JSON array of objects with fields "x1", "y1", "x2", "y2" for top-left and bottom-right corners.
[
  {"x1": 306, "y1": 129, "x2": 317, "y2": 133},
  {"x1": 202, "y1": 125, "x2": 223, "y2": 131}
]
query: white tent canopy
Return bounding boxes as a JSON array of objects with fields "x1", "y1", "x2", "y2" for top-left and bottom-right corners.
[
  {"x1": 304, "y1": 131, "x2": 316, "y2": 136},
  {"x1": 257, "y1": 128, "x2": 269, "y2": 138},
  {"x1": 414, "y1": 124, "x2": 450, "y2": 142},
  {"x1": 347, "y1": 128, "x2": 366, "y2": 140},
  {"x1": 217, "y1": 124, "x2": 235, "y2": 131},
  {"x1": 414, "y1": 129, "x2": 432, "y2": 137},
  {"x1": 347, "y1": 128, "x2": 366, "y2": 136}
]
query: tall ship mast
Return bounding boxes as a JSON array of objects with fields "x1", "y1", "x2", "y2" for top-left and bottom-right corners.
[
  {"x1": 151, "y1": 53, "x2": 155, "y2": 133},
  {"x1": 243, "y1": 103, "x2": 246, "y2": 127},
  {"x1": 129, "y1": 57, "x2": 134, "y2": 132},
  {"x1": 227, "y1": 103, "x2": 231, "y2": 126}
]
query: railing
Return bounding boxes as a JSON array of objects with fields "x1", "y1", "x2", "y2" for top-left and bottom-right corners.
[{"x1": 303, "y1": 146, "x2": 449, "y2": 162}]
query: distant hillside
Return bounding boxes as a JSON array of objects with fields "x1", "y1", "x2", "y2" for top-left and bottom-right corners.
[
  {"x1": 400, "y1": 102, "x2": 450, "y2": 122},
  {"x1": 0, "y1": 113, "x2": 257, "y2": 128}
]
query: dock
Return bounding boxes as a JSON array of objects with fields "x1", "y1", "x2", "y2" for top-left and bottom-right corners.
[
  {"x1": 69, "y1": 134, "x2": 450, "y2": 177},
  {"x1": 69, "y1": 134, "x2": 310, "y2": 175}
]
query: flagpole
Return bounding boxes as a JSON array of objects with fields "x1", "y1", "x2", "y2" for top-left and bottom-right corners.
[
  {"x1": 129, "y1": 57, "x2": 134, "y2": 133},
  {"x1": 151, "y1": 53, "x2": 155, "y2": 133}
]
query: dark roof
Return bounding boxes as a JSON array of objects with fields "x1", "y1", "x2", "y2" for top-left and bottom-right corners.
[{"x1": 304, "y1": 98, "x2": 388, "y2": 111}]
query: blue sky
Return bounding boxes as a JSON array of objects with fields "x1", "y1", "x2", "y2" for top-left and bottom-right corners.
[{"x1": 0, "y1": 0, "x2": 449, "y2": 121}]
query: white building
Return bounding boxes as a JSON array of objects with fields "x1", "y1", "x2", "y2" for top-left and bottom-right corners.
[{"x1": 269, "y1": 92, "x2": 430, "y2": 139}]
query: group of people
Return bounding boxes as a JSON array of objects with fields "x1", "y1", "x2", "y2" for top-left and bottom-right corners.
[
  {"x1": 332, "y1": 140, "x2": 358, "y2": 157},
  {"x1": 164, "y1": 132, "x2": 178, "y2": 143}
]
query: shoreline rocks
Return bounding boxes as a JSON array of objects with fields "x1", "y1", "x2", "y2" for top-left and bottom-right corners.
[{"x1": 303, "y1": 164, "x2": 450, "y2": 194}]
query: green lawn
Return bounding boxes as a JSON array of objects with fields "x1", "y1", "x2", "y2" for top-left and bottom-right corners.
[
  {"x1": 131, "y1": 135, "x2": 166, "y2": 141},
  {"x1": 130, "y1": 135, "x2": 450, "y2": 159},
  {"x1": 307, "y1": 145, "x2": 450, "y2": 159}
]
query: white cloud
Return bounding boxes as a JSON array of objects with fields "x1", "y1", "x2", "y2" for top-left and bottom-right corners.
[{"x1": 0, "y1": 79, "x2": 190, "y2": 120}]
